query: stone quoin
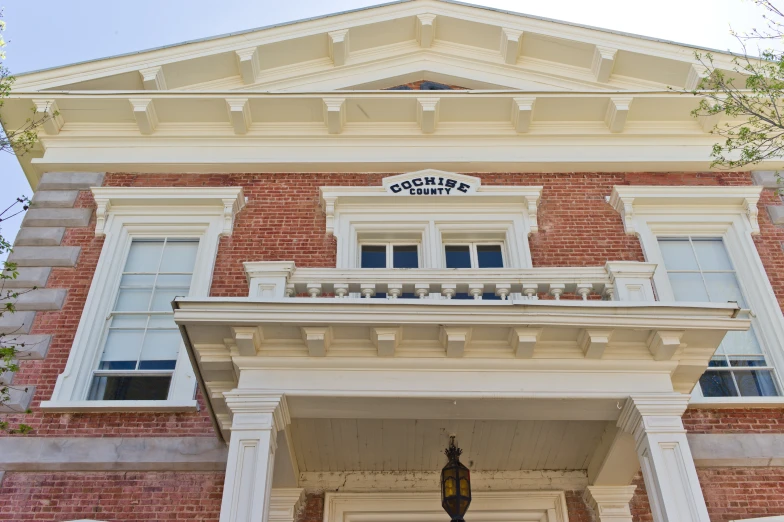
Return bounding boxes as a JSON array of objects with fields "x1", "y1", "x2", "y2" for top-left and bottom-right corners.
[{"x1": 2, "y1": 1, "x2": 784, "y2": 522}]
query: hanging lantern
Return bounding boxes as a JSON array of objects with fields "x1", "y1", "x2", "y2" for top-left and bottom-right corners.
[{"x1": 440, "y1": 435, "x2": 471, "y2": 522}]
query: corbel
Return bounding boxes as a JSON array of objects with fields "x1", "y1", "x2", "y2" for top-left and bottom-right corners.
[
  {"x1": 236, "y1": 47, "x2": 261, "y2": 84},
  {"x1": 605, "y1": 97, "x2": 633, "y2": 133},
  {"x1": 417, "y1": 98, "x2": 439, "y2": 134},
  {"x1": 508, "y1": 327, "x2": 542, "y2": 358},
  {"x1": 139, "y1": 66, "x2": 167, "y2": 90},
  {"x1": 323, "y1": 98, "x2": 346, "y2": 134},
  {"x1": 512, "y1": 97, "x2": 535, "y2": 133},
  {"x1": 500, "y1": 28, "x2": 523, "y2": 64},
  {"x1": 592, "y1": 46, "x2": 617, "y2": 83},
  {"x1": 440, "y1": 326, "x2": 471, "y2": 357},
  {"x1": 129, "y1": 98, "x2": 158, "y2": 135},
  {"x1": 329, "y1": 29, "x2": 350, "y2": 66},
  {"x1": 226, "y1": 98, "x2": 252, "y2": 135},
  {"x1": 416, "y1": 14, "x2": 436, "y2": 48},
  {"x1": 578, "y1": 329, "x2": 613, "y2": 359},
  {"x1": 33, "y1": 99, "x2": 64, "y2": 135}
]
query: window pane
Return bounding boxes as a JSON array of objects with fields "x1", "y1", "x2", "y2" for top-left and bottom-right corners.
[
  {"x1": 160, "y1": 240, "x2": 199, "y2": 273},
  {"x1": 658, "y1": 239, "x2": 699, "y2": 270},
  {"x1": 476, "y1": 245, "x2": 503, "y2": 268},
  {"x1": 361, "y1": 245, "x2": 387, "y2": 268},
  {"x1": 717, "y1": 330, "x2": 763, "y2": 356},
  {"x1": 703, "y1": 272, "x2": 747, "y2": 306},
  {"x1": 110, "y1": 314, "x2": 148, "y2": 328},
  {"x1": 140, "y1": 329, "x2": 182, "y2": 361},
  {"x1": 393, "y1": 245, "x2": 419, "y2": 268},
  {"x1": 124, "y1": 240, "x2": 164, "y2": 272},
  {"x1": 668, "y1": 272, "x2": 709, "y2": 301},
  {"x1": 699, "y1": 371, "x2": 739, "y2": 397},
  {"x1": 101, "y1": 329, "x2": 144, "y2": 362},
  {"x1": 445, "y1": 245, "x2": 471, "y2": 268},
  {"x1": 734, "y1": 370, "x2": 778, "y2": 396},
  {"x1": 151, "y1": 287, "x2": 190, "y2": 311},
  {"x1": 88, "y1": 375, "x2": 172, "y2": 401},
  {"x1": 114, "y1": 288, "x2": 152, "y2": 312},
  {"x1": 693, "y1": 239, "x2": 733, "y2": 270}
]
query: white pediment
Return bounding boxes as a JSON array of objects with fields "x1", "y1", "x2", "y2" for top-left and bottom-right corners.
[{"x1": 12, "y1": 0, "x2": 736, "y2": 93}]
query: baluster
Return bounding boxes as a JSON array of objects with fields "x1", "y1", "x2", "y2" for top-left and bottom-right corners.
[
  {"x1": 414, "y1": 283, "x2": 430, "y2": 299},
  {"x1": 306, "y1": 283, "x2": 322, "y2": 298},
  {"x1": 468, "y1": 283, "x2": 484, "y2": 300},
  {"x1": 495, "y1": 283, "x2": 511, "y2": 300},
  {"x1": 387, "y1": 283, "x2": 403, "y2": 299},
  {"x1": 576, "y1": 283, "x2": 593, "y2": 301},
  {"x1": 604, "y1": 283, "x2": 615, "y2": 301},
  {"x1": 360, "y1": 283, "x2": 376, "y2": 299},
  {"x1": 549, "y1": 283, "x2": 565, "y2": 300},
  {"x1": 522, "y1": 283, "x2": 539, "y2": 300},
  {"x1": 441, "y1": 283, "x2": 457, "y2": 300},
  {"x1": 334, "y1": 283, "x2": 349, "y2": 298},
  {"x1": 285, "y1": 284, "x2": 295, "y2": 298}
]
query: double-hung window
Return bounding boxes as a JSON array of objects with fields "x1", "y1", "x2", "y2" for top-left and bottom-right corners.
[
  {"x1": 658, "y1": 237, "x2": 779, "y2": 397},
  {"x1": 89, "y1": 238, "x2": 198, "y2": 401},
  {"x1": 42, "y1": 186, "x2": 244, "y2": 411}
]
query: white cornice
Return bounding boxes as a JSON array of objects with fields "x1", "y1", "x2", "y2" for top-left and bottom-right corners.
[
  {"x1": 11, "y1": 0, "x2": 744, "y2": 95},
  {"x1": 90, "y1": 186, "x2": 246, "y2": 236}
]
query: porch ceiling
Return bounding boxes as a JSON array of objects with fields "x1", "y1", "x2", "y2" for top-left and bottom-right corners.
[{"x1": 289, "y1": 418, "x2": 607, "y2": 472}]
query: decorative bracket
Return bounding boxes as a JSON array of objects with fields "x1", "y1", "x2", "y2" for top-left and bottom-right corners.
[{"x1": 416, "y1": 14, "x2": 436, "y2": 47}]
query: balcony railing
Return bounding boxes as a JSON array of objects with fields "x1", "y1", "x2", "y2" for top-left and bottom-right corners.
[{"x1": 243, "y1": 261, "x2": 659, "y2": 303}]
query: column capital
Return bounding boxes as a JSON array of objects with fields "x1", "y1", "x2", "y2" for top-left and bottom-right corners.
[
  {"x1": 617, "y1": 394, "x2": 689, "y2": 439},
  {"x1": 583, "y1": 485, "x2": 637, "y2": 522},
  {"x1": 269, "y1": 488, "x2": 306, "y2": 522},
  {"x1": 224, "y1": 391, "x2": 290, "y2": 432}
]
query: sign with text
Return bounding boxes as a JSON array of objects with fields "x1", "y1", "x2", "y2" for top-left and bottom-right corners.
[{"x1": 386, "y1": 174, "x2": 475, "y2": 195}]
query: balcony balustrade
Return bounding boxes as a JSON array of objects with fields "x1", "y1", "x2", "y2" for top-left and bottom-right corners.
[{"x1": 243, "y1": 261, "x2": 659, "y2": 303}]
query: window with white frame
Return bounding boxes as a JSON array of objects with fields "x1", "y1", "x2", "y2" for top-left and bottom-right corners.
[
  {"x1": 360, "y1": 243, "x2": 420, "y2": 268},
  {"x1": 444, "y1": 243, "x2": 504, "y2": 269},
  {"x1": 41, "y1": 186, "x2": 244, "y2": 411},
  {"x1": 88, "y1": 238, "x2": 199, "y2": 401},
  {"x1": 658, "y1": 237, "x2": 778, "y2": 397},
  {"x1": 610, "y1": 184, "x2": 784, "y2": 403},
  {"x1": 320, "y1": 172, "x2": 541, "y2": 270}
]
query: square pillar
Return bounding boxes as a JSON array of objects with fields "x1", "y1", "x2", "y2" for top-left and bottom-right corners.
[
  {"x1": 221, "y1": 392, "x2": 290, "y2": 522},
  {"x1": 618, "y1": 395, "x2": 709, "y2": 522}
]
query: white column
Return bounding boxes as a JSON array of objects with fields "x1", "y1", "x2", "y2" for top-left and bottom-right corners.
[
  {"x1": 583, "y1": 485, "x2": 637, "y2": 522},
  {"x1": 220, "y1": 392, "x2": 290, "y2": 522},
  {"x1": 618, "y1": 395, "x2": 710, "y2": 522}
]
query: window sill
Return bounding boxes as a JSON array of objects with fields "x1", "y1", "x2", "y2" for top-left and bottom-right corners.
[
  {"x1": 688, "y1": 396, "x2": 784, "y2": 409},
  {"x1": 39, "y1": 400, "x2": 199, "y2": 413}
]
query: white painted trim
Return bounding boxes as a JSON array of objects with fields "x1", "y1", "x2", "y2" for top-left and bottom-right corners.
[
  {"x1": 609, "y1": 185, "x2": 784, "y2": 402},
  {"x1": 42, "y1": 187, "x2": 245, "y2": 409},
  {"x1": 324, "y1": 491, "x2": 570, "y2": 522},
  {"x1": 731, "y1": 517, "x2": 784, "y2": 522}
]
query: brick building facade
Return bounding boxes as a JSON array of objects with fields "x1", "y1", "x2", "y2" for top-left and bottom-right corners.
[{"x1": 2, "y1": 2, "x2": 784, "y2": 522}]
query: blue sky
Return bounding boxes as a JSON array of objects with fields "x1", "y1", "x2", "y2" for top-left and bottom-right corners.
[{"x1": 0, "y1": 0, "x2": 770, "y2": 244}]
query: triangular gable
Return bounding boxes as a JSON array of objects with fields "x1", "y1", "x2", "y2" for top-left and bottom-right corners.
[{"x1": 12, "y1": 0, "x2": 735, "y2": 94}]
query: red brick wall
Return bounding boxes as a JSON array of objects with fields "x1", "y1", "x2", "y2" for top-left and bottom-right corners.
[
  {"x1": 632, "y1": 468, "x2": 784, "y2": 522},
  {"x1": 684, "y1": 408, "x2": 784, "y2": 433},
  {"x1": 0, "y1": 471, "x2": 224, "y2": 521},
  {"x1": 565, "y1": 491, "x2": 594, "y2": 522},
  {"x1": 297, "y1": 493, "x2": 325, "y2": 522},
  {"x1": 5, "y1": 170, "x2": 783, "y2": 438}
]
